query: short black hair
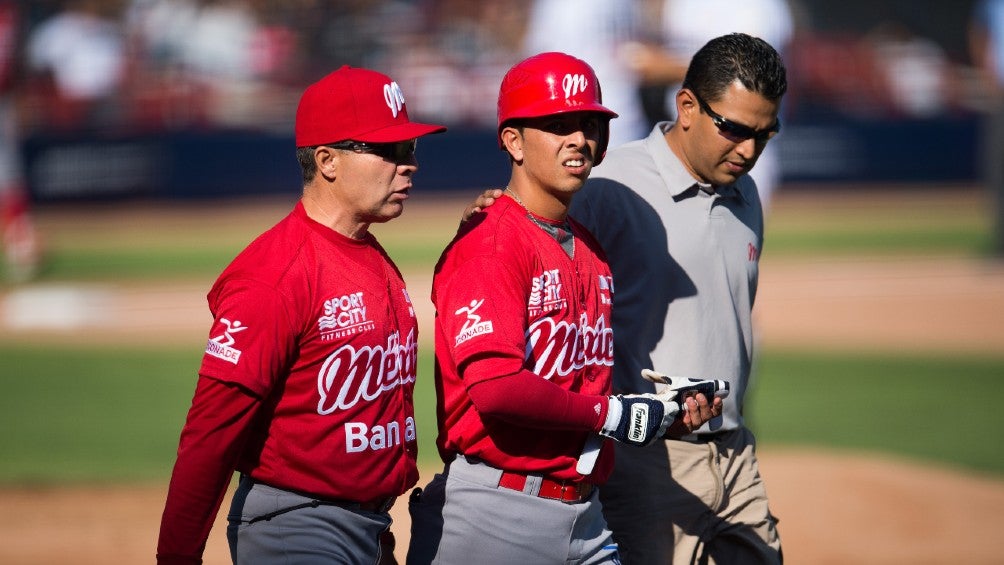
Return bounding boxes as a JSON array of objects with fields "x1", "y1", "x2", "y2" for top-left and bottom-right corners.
[{"x1": 682, "y1": 33, "x2": 787, "y2": 104}]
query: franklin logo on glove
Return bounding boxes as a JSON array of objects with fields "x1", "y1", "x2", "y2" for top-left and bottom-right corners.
[
  {"x1": 598, "y1": 371, "x2": 681, "y2": 447},
  {"x1": 628, "y1": 404, "x2": 650, "y2": 443}
]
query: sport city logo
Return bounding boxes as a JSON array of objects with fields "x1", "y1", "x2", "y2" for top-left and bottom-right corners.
[
  {"x1": 384, "y1": 82, "x2": 405, "y2": 118},
  {"x1": 528, "y1": 269, "x2": 566, "y2": 315},
  {"x1": 206, "y1": 318, "x2": 248, "y2": 364},
  {"x1": 562, "y1": 73, "x2": 588, "y2": 99},
  {"x1": 454, "y1": 298, "x2": 494, "y2": 346},
  {"x1": 318, "y1": 291, "x2": 375, "y2": 341}
]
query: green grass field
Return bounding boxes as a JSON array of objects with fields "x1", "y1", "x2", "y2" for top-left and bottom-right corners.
[
  {"x1": 1, "y1": 187, "x2": 1002, "y2": 485},
  {"x1": 17, "y1": 187, "x2": 996, "y2": 282},
  {"x1": 2, "y1": 344, "x2": 1003, "y2": 484}
]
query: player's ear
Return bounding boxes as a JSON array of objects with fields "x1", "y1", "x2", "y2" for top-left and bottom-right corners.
[
  {"x1": 677, "y1": 89, "x2": 698, "y2": 130},
  {"x1": 500, "y1": 126, "x2": 525, "y2": 163},
  {"x1": 314, "y1": 146, "x2": 339, "y2": 180}
]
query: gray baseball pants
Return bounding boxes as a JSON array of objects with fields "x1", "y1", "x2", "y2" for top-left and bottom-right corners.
[
  {"x1": 407, "y1": 455, "x2": 621, "y2": 564},
  {"x1": 227, "y1": 475, "x2": 393, "y2": 564}
]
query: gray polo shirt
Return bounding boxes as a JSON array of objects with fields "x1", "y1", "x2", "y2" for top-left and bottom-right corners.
[{"x1": 570, "y1": 122, "x2": 763, "y2": 433}]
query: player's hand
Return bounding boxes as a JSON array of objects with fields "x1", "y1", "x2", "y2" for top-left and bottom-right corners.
[
  {"x1": 599, "y1": 390, "x2": 680, "y2": 447},
  {"x1": 641, "y1": 369, "x2": 724, "y2": 437},
  {"x1": 460, "y1": 188, "x2": 503, "y2": 225},
  {"x1": 666, "y1": 390, "x2": 722, "y2": 437}
]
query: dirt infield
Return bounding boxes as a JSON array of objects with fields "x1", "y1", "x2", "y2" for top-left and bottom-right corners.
[
  {"x1": 2, "y1": 449, "x2": 1002, "y2": 565},
  {"x1": 2, "y1": 188, "x2": 1003, "y2": 563}
]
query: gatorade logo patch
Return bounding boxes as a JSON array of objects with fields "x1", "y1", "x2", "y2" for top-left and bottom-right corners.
[{"x1": 628, "y1": 404, "x2": 650, "y2": 443}]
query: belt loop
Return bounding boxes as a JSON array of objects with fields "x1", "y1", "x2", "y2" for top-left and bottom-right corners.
[{"x1": 523, "y1": 474, "x2": 543, "y2": 497}]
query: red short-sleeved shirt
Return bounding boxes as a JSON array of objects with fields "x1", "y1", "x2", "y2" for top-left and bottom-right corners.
[
  {"x1": 201, "y1": 202, "x2": 419, "y2": 500},
  {"x1": 432, "y1": 196, "x2": 616, "y2": 482}
]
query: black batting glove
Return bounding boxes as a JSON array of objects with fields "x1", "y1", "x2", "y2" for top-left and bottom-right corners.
[{"x1": 599, "y1": 391, "x2": 680, "y2": 447}]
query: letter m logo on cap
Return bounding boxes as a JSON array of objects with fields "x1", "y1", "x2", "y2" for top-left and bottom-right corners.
[{"x1": 384, "y1": 82, "x2": 405, "y2": 118}]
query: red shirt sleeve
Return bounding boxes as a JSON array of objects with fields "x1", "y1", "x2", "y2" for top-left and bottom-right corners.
[
  {"x1": 465, "y1": 358, "x2": 608, "y2": 432},
  {"x1": 156, "y1": 376, "x2": 262, "y2": 564}
]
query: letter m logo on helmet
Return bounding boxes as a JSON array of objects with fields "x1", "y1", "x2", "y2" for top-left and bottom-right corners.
[
  {"x1": 497, "y1": 52, "x2": 618, "y2": 164},
  {"x1": 562, "y1": 74, "x2": 589, "y2": 99}
]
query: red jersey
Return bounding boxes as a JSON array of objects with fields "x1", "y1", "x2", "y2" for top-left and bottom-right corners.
[
  {"x1": 0, "y1": 3, "x2": 17, "y2": 92},
  {"x1": 200, "y1": 202, "x2": 419, "y2": 500},
  {"x1": 432, "y1": 196, "x2": 616, "y2": 482}
]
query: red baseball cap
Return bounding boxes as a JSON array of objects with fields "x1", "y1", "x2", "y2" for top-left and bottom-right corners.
[{"x1": 295, "y1": 65, "x2": 447, "y2": 147}]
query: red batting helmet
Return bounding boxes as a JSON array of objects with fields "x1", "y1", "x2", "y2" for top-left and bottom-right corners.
[{"x1": 497, "y1": 52, "x2": 619, "y2": 165}]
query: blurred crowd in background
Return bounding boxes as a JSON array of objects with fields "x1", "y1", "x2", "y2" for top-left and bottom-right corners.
[
  {"x1": 15, "y1": 0, "x2": 524, "y2": 135},
  {"x1": 1, "y1": 0, "x2": 1001, "y2": 282},
  {"x1": 8, "y1": 0, "x2": 992, "y2": 137}
]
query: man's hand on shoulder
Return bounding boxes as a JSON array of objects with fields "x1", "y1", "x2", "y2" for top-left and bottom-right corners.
[{"x1": 460, "y1": 188, "x2": 504, "y2": 225}]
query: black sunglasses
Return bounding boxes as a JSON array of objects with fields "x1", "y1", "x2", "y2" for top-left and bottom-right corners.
[
  {"x1": 691, "y1": 90, "x2": 780, "y2": 143},
  {"x1": 329, "y1": 139, "x2": 418, "y2": 163}
]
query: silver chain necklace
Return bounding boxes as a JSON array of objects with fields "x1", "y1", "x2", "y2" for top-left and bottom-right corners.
[
  {"x1": 504, "y1": 187, "x2": 527, "y2": 210},
  {"x1": 504, "y1": 187, "x2": 574, "y2": 258}
]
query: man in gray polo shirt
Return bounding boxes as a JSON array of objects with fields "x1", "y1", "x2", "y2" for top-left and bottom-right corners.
[{"x1": 569, "y1": 33, "x2": 787, "y2": 564}]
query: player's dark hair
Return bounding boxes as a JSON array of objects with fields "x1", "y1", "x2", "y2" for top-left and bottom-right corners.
[
  {"x1": 499, "y1": 121, "x2": 527, "y2": 163},
  {"x1": 296, "y1": 146, "x2": 318, "y2": 183},
  {"x1": 682, "y1": 33, "x2": 787, "y2": 104}
]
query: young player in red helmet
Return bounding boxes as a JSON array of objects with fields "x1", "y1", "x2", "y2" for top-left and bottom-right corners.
[{"x1": 406, "y1": 52, "x2": 686, "y2": 565}]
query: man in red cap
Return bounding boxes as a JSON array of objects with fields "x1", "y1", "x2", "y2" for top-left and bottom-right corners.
[
  {"x1": 406, "y1": 52, "x2": 684, "y2": 565},
  {"x1": 156, "y1": 65, "x2": 445, "y2": 565}
]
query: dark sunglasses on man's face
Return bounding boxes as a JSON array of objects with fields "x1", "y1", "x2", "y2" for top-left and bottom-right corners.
[
  {"x1": 329, "y1": 139, "x2": 418, "y2": 163},
  {"x1": 691, "y1": 91, "x2": 780, "y2": 144}
]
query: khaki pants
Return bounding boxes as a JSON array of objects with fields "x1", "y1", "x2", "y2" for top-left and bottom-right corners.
[{"x1": 599, "y1": 427, "x2": 781, "y2": 564}]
